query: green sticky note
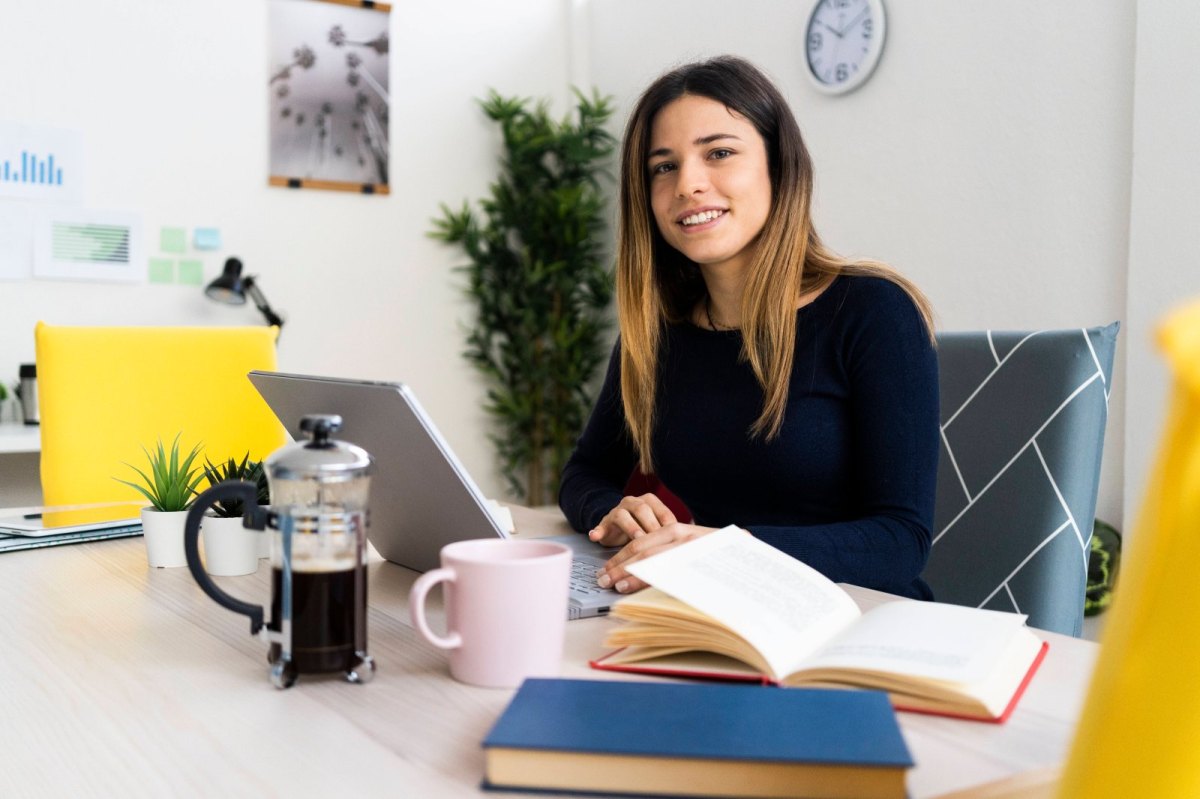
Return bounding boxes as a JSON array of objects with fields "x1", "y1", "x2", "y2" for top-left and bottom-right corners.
[
  {"x1": 160, "y1": 227, "x2": 187, "y2": 254},
  {"x1": 148, "y1": 258, "x2": 174, "y2": 284},
  {"x1": 177, "y1": 259, "x2": 204, "y2": 285}
]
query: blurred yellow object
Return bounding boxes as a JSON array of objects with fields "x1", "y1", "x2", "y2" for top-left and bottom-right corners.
[
  {"x1": 1058, "y1": 300, "x2": 1200, "y2": 798},
  {"x1": 35, "y1": 323, "x2": 286, "y2": 507}
]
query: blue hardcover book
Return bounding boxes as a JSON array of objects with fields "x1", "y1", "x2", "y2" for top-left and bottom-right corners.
[{"x1": 482, "y1": 678, "x2": 913, "y2": 799}]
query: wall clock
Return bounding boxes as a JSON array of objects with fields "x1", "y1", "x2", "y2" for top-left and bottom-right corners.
[{"x1": 805, "y1": 0, "x2": 887, "y2": 95}]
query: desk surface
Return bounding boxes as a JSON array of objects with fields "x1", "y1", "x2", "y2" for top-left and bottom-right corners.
[
  {"x1": 0, "y1": 421, "x2": 39, "y2": 454},
  {"x1": 0, "y1": 504, "x2": 1096, "y2": 798}
]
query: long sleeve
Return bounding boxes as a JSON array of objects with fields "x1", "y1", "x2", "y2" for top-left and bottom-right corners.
[
  {"x1": 558, "y1": 342, "x2": 638, "y2": 533},
  {"x1": 651, "y1": 276, "x2": 939, "y2": 599},
  {"x1": 745, "y1": 284, "x2": 939, "y2": 598}
]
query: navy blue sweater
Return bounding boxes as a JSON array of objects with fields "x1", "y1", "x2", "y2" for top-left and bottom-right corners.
[{"x1": 558, "y1": 275, "x2": 939, "y2": 599}]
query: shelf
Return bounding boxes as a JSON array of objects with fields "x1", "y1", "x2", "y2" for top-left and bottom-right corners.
[{"x1": 0, "y1": 423, "x2": 40, "y2": 454}]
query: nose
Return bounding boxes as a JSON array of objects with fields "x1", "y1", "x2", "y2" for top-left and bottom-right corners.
[{"x1": 675, "y1": 157, "x2": 709, "y2": 198}]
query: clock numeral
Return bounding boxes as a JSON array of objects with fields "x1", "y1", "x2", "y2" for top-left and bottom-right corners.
[
  {"x1": 862, "y1": 19, "x2": 873, "y2": 38},
  {"x1": 832, "y1": 0, "x2": 850, "y2": 9},
  {"x1": 836, "y1": 63, "x2": 849, "y2": 82},
  {"x1": 809, "y1": 31, "x2": 823, "y2": 50}
]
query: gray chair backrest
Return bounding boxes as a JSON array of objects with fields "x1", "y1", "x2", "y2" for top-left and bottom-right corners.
[{"x1": 923, "y1": 323, "x2": 1119, "y2": 637}]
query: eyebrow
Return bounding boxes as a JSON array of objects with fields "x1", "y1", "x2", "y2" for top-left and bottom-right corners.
[{"x1": 647, "y1": 133, "x2": 743, "y2": 160}]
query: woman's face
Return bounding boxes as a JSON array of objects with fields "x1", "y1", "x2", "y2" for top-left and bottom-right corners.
[{"x1": 646, "y1": 94, "x2": 772, "y2": 277}]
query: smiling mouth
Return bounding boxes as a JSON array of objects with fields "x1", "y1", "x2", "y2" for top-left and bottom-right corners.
[{"x1": 680, "y1": 209, "x2": 726, "y2": 227}]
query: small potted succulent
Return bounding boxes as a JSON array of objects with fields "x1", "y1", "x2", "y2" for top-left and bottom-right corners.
[
  {"x1": 199, "y1": 453, "x2": 269, "y2": 575},
  {"x1": 116, "y1": 434, "x2": 205, "y2": 568},
  {"x1": 0, "y1": 381, "x2": 16, "y2": 424}
]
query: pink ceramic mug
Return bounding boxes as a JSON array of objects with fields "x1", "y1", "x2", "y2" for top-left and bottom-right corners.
[{"x1": 409, "y1": 538, "x2": 572, "y2": 688}]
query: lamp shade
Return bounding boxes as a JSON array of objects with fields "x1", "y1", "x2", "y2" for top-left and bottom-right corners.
[
  {"x1": 203, "y1": 256, "x2": 284, "y2": 330},
  {"x1": 205, "y1": 258, "x2": 248, "y2": 305}
]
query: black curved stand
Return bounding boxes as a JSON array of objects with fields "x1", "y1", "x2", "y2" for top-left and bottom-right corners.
[{"x1": 185, "y1": 481, "x2": 268, "y2": 635}]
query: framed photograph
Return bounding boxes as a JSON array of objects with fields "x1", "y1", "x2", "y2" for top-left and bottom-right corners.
[{"x1": 268, "y1": 0, "x2": 391, "y2": 194}]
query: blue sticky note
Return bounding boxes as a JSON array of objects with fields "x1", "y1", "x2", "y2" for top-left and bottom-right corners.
[{"x1": 193, "y1": 227, "x2": 222, "y2": 251}]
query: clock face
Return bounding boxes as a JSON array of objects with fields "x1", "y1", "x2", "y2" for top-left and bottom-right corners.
[{"x1": 805, "y1": 0, "x2": 886, "y2": 95}]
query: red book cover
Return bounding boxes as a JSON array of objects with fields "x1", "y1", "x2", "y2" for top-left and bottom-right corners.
[{"x1": 590, "y1": 640, "x2": 1049, "y2": 724}]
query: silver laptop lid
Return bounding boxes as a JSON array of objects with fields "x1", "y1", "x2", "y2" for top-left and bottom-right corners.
[{"x1": 248, "y1": 371, "x2": 506, "y2": 572}]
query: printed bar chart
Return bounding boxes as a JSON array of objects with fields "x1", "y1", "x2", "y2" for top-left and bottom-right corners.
[
  {"x1": 0, "y1": 122, "x2": 83, "y2": 202},
  {"x1": 51, "y1": 223, "x2": 130, "y2": 264},
  {"x1": 33, "y1": 206, "x2": 142, "y2": 283},
  {"x1": 3, "y1": 150, "x2": 64, "y2": 185}
]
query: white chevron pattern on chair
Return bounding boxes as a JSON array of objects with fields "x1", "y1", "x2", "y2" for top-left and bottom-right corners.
[{"x1": 922, "y1": 324, "x2": 1119, "y2": 637}]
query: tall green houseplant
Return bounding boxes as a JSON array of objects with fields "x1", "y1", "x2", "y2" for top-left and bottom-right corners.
[{"x1": 431, "y1": 89, "x2": 616, "y2": 505}]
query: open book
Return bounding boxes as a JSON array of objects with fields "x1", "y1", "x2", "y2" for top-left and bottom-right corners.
[{"x1": 591, "y1": 527, "x2": 1048, "y2": 722}]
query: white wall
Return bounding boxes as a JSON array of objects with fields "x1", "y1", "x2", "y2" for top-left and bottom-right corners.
[
  {"x1": 1124, "y1": 0, "x2": 1200, "y2": 533},
  {"x1": 0, "y1": 1, "x2": 1175, "y2": 535},
  {"x1": 582, "y1": 0, "x2": 1136, "y2": 529},
  {"x1": 0, "y1": 0, "x2": 572, "y2": 502}
]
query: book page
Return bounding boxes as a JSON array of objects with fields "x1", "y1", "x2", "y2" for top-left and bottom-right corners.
[
  {"x1": 797, "y1": 600, "x2": 1030, "y2": 686},
  {"x1": 624, "y1": 527, "x2": 861, "y2": 680}
]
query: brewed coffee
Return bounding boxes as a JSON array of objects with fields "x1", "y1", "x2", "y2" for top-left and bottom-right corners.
[
  {"x1": 269, "y1": 561, "x2": 367, "y2": 673},
  {"x1": 183, "y1": 415, "x2": 376, "y2": 688}
]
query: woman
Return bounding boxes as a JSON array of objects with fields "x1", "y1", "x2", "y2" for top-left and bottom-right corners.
[{"x1": 558, "y1": 56, "x2": 939, "y2": 600}]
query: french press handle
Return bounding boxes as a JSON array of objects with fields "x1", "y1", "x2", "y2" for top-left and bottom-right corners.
[{"x1": 184, "y1": 480, "x2": 271, "y2": 635}]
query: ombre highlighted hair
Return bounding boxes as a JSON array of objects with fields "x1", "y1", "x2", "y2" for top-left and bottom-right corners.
[{"x1": 616, "y1": 55, "x2": 935, "y2": 473}]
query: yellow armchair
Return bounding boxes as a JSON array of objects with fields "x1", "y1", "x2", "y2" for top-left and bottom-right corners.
[{"x1": 34, "y1": 323, "x2": 287, "y2": 507}]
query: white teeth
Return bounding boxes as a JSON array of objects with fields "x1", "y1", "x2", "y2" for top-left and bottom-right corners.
[{"x1": 681, "y1": 209, "x2": 724, "y2": 226}]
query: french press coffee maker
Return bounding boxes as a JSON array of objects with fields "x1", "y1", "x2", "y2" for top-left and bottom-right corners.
[{"x1": 184, "y1": 414, "x2": 375, "y2": 689}]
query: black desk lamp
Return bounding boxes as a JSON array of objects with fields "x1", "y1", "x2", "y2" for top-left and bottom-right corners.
[{"x1": 205, "y1": 257, "x2": 285, "y2": 329}]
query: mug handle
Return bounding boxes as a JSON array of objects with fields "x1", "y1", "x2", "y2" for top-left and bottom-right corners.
[{"x1": 409, "y1": 568, "x2": 463, "y2": 650}]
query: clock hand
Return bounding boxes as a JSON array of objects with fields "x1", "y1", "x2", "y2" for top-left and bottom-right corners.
[
  {"x1": 837, "y1": 6, "x2": 870, "y2": 36},
  {"x1": 821, "y1": 21, "x2": 843, "y2": 38}
]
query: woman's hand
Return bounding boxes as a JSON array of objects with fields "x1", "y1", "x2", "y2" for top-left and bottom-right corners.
[
  {"x1": 596, "y1": 522, "x2": 719, "y2": 593},
  {"x1": 588, "y1": 493, "x2": 679, "y2": 547}
]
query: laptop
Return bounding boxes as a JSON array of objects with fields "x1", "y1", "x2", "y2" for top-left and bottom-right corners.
[
  {"x1": 0, "y1": 502, "x2": 145, "y2": 554},
  {"x1": 247, "y1": 371, "x2": 619, "y2": 619}
]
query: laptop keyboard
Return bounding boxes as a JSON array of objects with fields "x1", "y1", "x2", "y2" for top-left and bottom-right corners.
[{"x1": 570, "y1": 557, "x2": 609, "y2": 596}]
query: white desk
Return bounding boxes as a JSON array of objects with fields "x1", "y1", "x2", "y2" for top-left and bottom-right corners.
[
  {"x1": 0, "y1": 421, "x2": 39, "y2": 453},
  {"x1": 0, "y1": 423, "x2": 41, "y2": 507},
  {"x1": 0, "y1": 504, "x2": 1097, "y2": 798}
]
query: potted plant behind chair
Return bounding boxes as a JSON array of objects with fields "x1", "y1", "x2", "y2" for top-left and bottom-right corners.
[
  {"x1": 198, "y1": 453, "x2": 267, "y2": 576},
  {"x1": 116, "y1": 434, "x2": 205, "y2": 568},
  {"x1": 430, "y1": 89, "x2": 616, "y2": 505}
]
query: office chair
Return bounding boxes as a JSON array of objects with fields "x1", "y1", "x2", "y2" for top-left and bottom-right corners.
[
  {"x1": 923, "y1": 323, "x2": 1119, "y2": 637},
  {"x1": 34, "y1": 323, "x2": 287, "y2": 507},
  {"x1": 621, "y1": 323, "x2": 1117, "y2": 637}
]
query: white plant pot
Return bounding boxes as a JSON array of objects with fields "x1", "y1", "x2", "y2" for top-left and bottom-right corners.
[
  {"x1": 200, "y1": 515, "x2": 259, "y2": 577},
  {"x1": 256, "y1": 509, "x2": 271, "y2": 559},
  {"x1": 141, "y1": 508, "x2": 189, "y2": 568}
]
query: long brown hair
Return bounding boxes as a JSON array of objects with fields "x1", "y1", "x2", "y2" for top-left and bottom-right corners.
[{"x1": 617, "y1": 55, "x2": 935, "y2": 473}]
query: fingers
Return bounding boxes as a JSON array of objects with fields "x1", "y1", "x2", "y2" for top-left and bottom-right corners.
[
  {"x1": 588, "y1": 493, "x2": 677, "y2": 546},
  {"x1": 610, "y1": 574, "x2": 648, "y2": 594},
  {"x1": 588, "y1": 524, "x2": 631, "y2": 548},
  {"x1": 624, "y1": 493, "x2": 677, "y2": 532},
  {"x1": 598, "y1": 540, "x2": 674, "y2": 592},
  {"x1": 588, "y1": 507, "x2": 640, "y2": 546},
  {"x1": 596, "y1": 523, "x2": 714, "y2": 593}
]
